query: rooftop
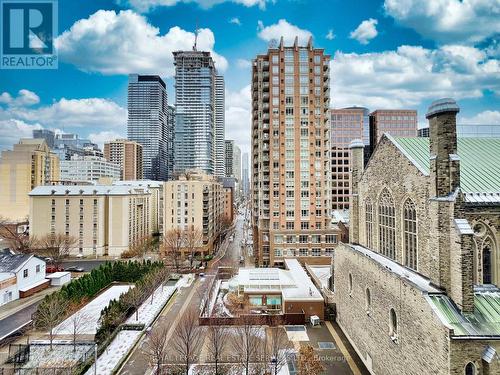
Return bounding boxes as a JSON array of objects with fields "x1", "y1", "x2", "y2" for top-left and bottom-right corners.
[
  {"x1": 427, "y1": 287, "x2": 500, "y2": 337},
  {"x1": 389, "y1": 136, "x2": 500, "y2": 202},
  {"x1": 29, "y1": 185, "x2": 151, "y2": 196},
  {"x1": 350, "y1": 244, "x2": 442, "y2": 293},
  {"x1": 0, "y1": 249, "x2": 32, "y2": 273},
  {"x1": 228, "y1": 259, "x2": 323, "y2": 301}
]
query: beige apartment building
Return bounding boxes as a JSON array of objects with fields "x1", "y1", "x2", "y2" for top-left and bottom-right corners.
[
  {"x1": 104, "y1": 139, "x2": 143, "y2": 180},
  {"x1": 163, "y1": 171, "x2": 224, "y2": 257},
  {"x1": 0, "y1": 139, "x2": 60, "y2": 222},
  {"x1": 252, "y1": 38, "x2": 340, "y2": 267},
  {"x1": 29, "y1": 185, "x2": 152, "y2": 257},
  {"x1": 113, "y1": 180, "x2": 163, "y2": 235}
]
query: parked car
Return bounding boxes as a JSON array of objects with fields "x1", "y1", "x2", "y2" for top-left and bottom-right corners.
[
  {"x1": 66, "y1": 266, "x2": 85, "y2": 272},
  {"x1": 46, "y1": 265, "x2": 64, "y2": 273}
]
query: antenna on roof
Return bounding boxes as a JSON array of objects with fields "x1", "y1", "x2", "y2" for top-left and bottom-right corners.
[{"x1": 193, "y1": 21, "x2": 199, "y2": 51}]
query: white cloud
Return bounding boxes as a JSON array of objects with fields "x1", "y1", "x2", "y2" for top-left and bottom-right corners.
[
  {"x1": 236, "y1": 58, "x2": 251, "y2": 69},
  {"x1": 326, "y1": 29, "x2": 335, "y2": 40},
  {"x1": 0, "y1": 90, "x2": 127, "y2": 151},
  {"x1": 460, "y1": 110, "x2": 500, "y2": 124},
  {"x1": 55, "y1": 10, "x2": 227, "y2": 76},
  {"x1": 122, "y1": 0, "x2": 269, "y2": 13},
  {"x1": 330, "y1": 44, "x2": 500, "y2": 109},
  {"x1": 89, "y1": 131, "x2": 125, "y2": 149},
  {"x1": 257, "y1": 19, "x2": 312, "y2": 45},
  {"x1": 350, "y1": 18, "x2": 378, "y2": 45},
  {"x1": 0, "y1": 89, "x2": 40, "y2": 107},
  {"x1": 229, "y1": 17, "x2": 242, "y2": 26},
  {"x1": 384, "y1": 0, "x2": 500, "y2": 44},
  {"x1": 225, "y1": 85, "x2": 251, "y2": 156},
  {"x1": 0, "y1": 119, "x2": 43, "y2": 151}
]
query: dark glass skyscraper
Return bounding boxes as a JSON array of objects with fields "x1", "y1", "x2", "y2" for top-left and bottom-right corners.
[{"x1": 127, "y1": 74, "x2": 172, "y2": 181}]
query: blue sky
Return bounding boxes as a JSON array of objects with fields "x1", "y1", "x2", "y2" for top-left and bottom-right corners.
[{"x1": 0, "y1": 0, "x2": 499, "y2": 157}]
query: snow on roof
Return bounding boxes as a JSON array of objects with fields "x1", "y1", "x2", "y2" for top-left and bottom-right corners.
[
  {"x1": 349, "y1": 244, "x2": 441, "y2": 293},
  {"x1": 230, "y1": 259, "x2": 323, "y2": 301},
  {"x1": 46, "y1": 271, "x2": 70, "y2": 279},
  {"x1": 18, "y1": 278, "x2": 48, "y2": 292},
  {"x1": 308, "y1": 265, "x2": 331, "y2": 288},
  {"x1": 283, "y1": 259, "x2": 323, "y2": 301},
  {"x1": 113, "y1": 180, "x2": 163, "y2": 188},
  {"x1": 29, "y1": 185, "x2": 151, "y2": 196}
]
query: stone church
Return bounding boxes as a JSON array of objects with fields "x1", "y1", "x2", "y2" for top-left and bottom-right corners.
[{"x1": 333, "y1": 98, "x2": 500, "y2": 375}]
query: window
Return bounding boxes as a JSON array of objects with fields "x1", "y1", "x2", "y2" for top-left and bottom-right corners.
[
  {"x1": 299, "y1": 248, "x2": 308, "y2": 256},
  {"x1": 390, "y1": 308, "x2": 398, "y2": 342},
  {"x1": 312, "y1": 248, "x2": 321, "y2": 256},
  {"x1": 348, "y1": 273, "x2": 353, "y2": 295},
  {"x1": 36, "y1": 265, "x2": 40, "y2": 273},
  {"x1": 249, "y1": 296, "x2": 263, "y2": 306},
  {"x1": 365, "y1": 288, "x2": 371, "y2": 315},
  {"x1": 464, "y1": 363, "x2": 475, "y2": 375},
  {"x1": 403, "y1": 199, "x2": 418, "y2": 270},
  {"x1": 378, "y1": 189, "x2": 396, "y2": 260},
  {"x1": 365, "y1": 200, "x2": 373, "y2": 248},
  {"x1": 325, "y1": 235, "x2": 337, "y2": 244},
  {"x1": 23, "y1": 269, "x2": 28, "y2": 278}
]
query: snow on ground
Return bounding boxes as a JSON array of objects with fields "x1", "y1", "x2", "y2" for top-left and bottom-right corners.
[
  {"x1": 213, "y1": 290, "x2": 233, "y2": 317},
  {"x1": 22, "y1": 342, "x2": 94, "y2": 369},
  {"x1": 55, "y1": 285, "x2": 132, "y2": 334},
  {"x1": 207, "y1": 279, "x2": 221, "y2": 316},
  {"x1": 85, "y1": 330, "x2": 141, "y2": 375},
  {"x1": 175, "y1": 273, "x2": 194, "y2": 289},
  {"x1": 126, "y1": 284, "x2": 176, "y2": 326}
]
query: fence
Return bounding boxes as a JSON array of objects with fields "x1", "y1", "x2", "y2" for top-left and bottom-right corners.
[
  {"x1": 198, "y1": 311, "x2": 305, "y2": 326},
  {"x1": 0, "y1": 342, "x2": 94, "y2": 375}
]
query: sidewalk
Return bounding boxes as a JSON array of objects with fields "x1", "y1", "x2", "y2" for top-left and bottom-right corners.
[{"x1": 0, "y1": 286, "x2": 59, "y2": 321}]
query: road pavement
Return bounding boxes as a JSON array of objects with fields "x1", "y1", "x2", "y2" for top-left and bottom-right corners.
[{"x1": 0, "y1": 302, "x2": 38, "y2": 341}]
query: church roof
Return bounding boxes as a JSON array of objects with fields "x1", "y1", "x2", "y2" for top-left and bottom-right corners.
[
  {"x1": 427, "y1": 288, "x2": 500, "y2": 337},
  {"x1": 388, "y1": 135, "x2": 500, "y2": 202}
]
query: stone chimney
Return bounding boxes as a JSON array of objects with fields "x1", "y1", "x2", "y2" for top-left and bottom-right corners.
[
  {"x1": 349, "y1": 139, "x2": 364, "y2": 244},
  {"x1": 426, "y1": 98, "x2": 460, "y2": 198}
]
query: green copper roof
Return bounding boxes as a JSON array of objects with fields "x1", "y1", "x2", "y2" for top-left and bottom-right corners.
[
  {"x1": 427, "y1": 291, "x2": 500, "y2": 337},
  {"x1": 390, "y1": 137, "x2": 500, "y2": 194}
]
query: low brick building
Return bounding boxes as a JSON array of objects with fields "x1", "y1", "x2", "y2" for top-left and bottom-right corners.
[
  {"x1": 334, "y1": 99, "x2": 500, "y2": 374},
  {"x1": 228, "y1": 258, "x2": 324, "y2": 320}
]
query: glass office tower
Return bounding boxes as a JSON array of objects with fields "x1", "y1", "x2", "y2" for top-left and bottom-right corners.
[
  {"x1": 127, "y1": 74, "x2": 170, "y2": 181},
  {"x1": 173, "y1": 50, "x2": 225, "y2": 176}
]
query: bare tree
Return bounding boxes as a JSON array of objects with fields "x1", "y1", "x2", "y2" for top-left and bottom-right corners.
[
  {"x1": 33, "y1": 294, "x2": 68, "y2": 350},
  {"x1": 142, "y1": 323, "x2": 170, "y2": 375},
  {"x1": 161, "y1": 229, "x2": 184, "y2": 272},
  {"x1": 172, "y1": 307, "x2": 203, "y2": 375},
  {"x1": 38, "y1": 233, "x2": 77, "y2": 267},
  {"x1": 184, "y1": 227, "x2": 202, "y2": 269},
  {"x1": 122, "y1": 235, "x2": 152, "y2": 259},
  {"x1": 232, "y1": 317, "x2": 265, "y2": 375},
  {"x1": 68, "y1": 310, "x2": 91, "y2": 352},
  {"x1": 0, "y1": 217, "x2": 36, "y2": 253},
  {"x1": 124, "y1": 286, "x2": 145, "y2": 322},
  {"x1": 268, "y1": 327, "x2": 293, "y2": 375},
  {"x1": 205, "y1": 324, "x2": 230, "y2": 375},
  {"x1": 297, "y1": 344, "x2": 324, "y2": 375}
]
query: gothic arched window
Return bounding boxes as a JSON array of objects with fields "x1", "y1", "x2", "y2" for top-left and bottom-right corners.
[
  {"x1": 378, "y1": 189, "x2": 395, "y2": 260},
  {"x1": 403, "y1": 199, "x2": 418, "y2": 270},
  {"x1": 365, "y1": 200, "x2": 373, "y2": 248}
]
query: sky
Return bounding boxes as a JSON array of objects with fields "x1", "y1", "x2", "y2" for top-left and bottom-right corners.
[{"x1": 0, "y1": 0, "x2": 499, "y2": 159}]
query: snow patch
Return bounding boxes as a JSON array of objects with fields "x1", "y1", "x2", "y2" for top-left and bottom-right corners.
[
  {"x1": 55, "y1": 285, "x2": 133, "y2": 334},
  {"x1": 85, "y1": 330, "x2": 141, "y2": 375}
]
